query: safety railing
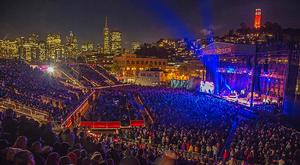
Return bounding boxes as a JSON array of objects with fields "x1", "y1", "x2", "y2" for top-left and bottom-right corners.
[
  {"x1": 0, "y1": 98, "x2": 49, "y2": 123},
  {"x1": 79, "y1": 120, "x2": 144, "y2": 129}
]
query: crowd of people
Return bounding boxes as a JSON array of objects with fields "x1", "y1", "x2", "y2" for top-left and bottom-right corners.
[
  {"x1": 0, "y1": 108, "x2": 190, "y2": 165},
  {"x1": 1, "y1": 85, "x2": 299, "y2": 165},
  {"x1": 82, "y1": 89, "x2": 143, "y2": 126},
  {"x1": 230, "y1": 119, "x2": 300, "y2": 164},
  {"x1": 115, "y1": 86, "x2": 237, "y2": 163},
  {"x1": 0, "y1": 59, "x2": 87, "y2": 121},
  {"x1": 0, "y1": 60, "x2": 120, "y2": 123},
  {"x1": 81, "y1": 85, "x2": 300, "y2": 164},
  {"x1": 1, "y1": 60, "x2": 300, "y2": 165}
]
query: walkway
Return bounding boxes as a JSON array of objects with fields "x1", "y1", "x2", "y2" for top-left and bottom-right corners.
[
  {"x1": 217, "y1": 108, "x2": 259, "y2": 160},
  {"x1": 218, "y1": 115, "x2": 238, "y2": 159}
]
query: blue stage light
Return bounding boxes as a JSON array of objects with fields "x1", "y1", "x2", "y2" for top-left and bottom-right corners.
[
  {"x1": 144, "y1": 0, "x2": 193, "y2": 39},
  {"x1": 227, "y1": 68, "x2": 235, "y2": 73}
]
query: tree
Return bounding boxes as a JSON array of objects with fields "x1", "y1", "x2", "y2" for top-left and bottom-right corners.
[
  {"x1": 228, "y1": 29, "x2": 235, "y2": 36},
  {"x1": 263, "y1": 22, "x2": 283, "y2": 41},
  {"x1": 264, "y1": 22, "x2": 282, "y2": 33},
  {"x1": 111, "y1": 63, "x2": 121, "y2": 74},
  {"x1": 77, "y1": 56, "x2": 86, "y2": 63},
  {"x1": 237, "y1": 22, "x2": 251, "y2": 34},
  {"x1": 178, "y1": 64, "x2": 189, "y2": 75},
  {"x1": 135, "y1": 44, "x2": 172, "y2": 59},
  {"x1": 282, "y1": 28, "x2": 300, "y2": 42}
]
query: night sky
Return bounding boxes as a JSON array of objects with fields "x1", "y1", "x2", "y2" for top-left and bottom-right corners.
[{"x1": 1, "y1": 0, "x2": 299, "y2": 46}]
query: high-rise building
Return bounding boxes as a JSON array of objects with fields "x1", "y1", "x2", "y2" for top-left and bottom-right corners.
[
  {"x1": 254, "y1": 9, "x2": 262, "y2": 29},
  {"x1": 46, "y1": 34, "x2": 63, "y2": 61},
  {"x1": 0, "y1": 39, "x2": 18, "y2": 59},
  {"x1": 38, "y1": 41, "x2": 47, "y2": 62},
  {"x1": 97, "y1": 44, "x2": 103, "y2": 54},
  {"x1": 81, "y1": 42, "x2": 94, "y2": 52},
  {"x1": 15, "y1": 34, "x2": 40, "y2": 62},
  {"x1": 131, "y1": 41, "x2": 140, "y2": 53},
  {"x1": 103, "y1": 16, "x2": 111, "y2": 54},
  {"x1": 17, "y1": 37, "x2": 25, "y2": 60},
  {"x1": 27, "y1": 34, "x2": 39, "y2": 62},
  {"x1": 111, "y1": 31, "x2": 122, "y2": 55},
  {"x1": 65, "y1": 31, "x2": 79, "y2": 57}
]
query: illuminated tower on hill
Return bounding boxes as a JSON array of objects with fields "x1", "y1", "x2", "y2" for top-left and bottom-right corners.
[
  {"x1": 254, "y1": 9, "x2": 262, "y2": 29},
  {"x1": 103, "y1": 16, "x2": 111, "y2": 54}
]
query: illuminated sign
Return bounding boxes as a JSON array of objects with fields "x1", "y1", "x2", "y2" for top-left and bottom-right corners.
[{"x1": 202, "y1": 47, "x2": 233, "y2": 55}]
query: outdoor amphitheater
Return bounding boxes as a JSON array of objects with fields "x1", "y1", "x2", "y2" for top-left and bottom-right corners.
[{"x1": 0, "y1": 59, "x2": 299, "y2": 165}]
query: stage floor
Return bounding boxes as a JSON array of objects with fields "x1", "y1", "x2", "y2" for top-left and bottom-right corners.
[{"x1": 221, "y1": 96, "x2": 263, "y2": 107}]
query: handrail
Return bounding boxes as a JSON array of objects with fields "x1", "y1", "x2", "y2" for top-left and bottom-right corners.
[
  {"x1": 57, "y1": 69, "x2": 83, "y2": 87},
  {"x1": 92, "y1": 84, "x2": 130, "y2": 90},
  {"x1": 134, "y1": 94, "x2": 154, "y2": 124},
  {"x1": 0, "y1": 98, "x2": 49, "y2": 116},
  {"x1": 0, "y1": 99, "x2": 49, "y2": 123},
  {"x1": 70, "y1": 67, "x2": 97, "y2": 87},
  {"x1": 88, "y1": 65, "x2": 114, "y2": 86},
  {"x1": 61, "y1": 90, "x2": 95, "y2": 128}
]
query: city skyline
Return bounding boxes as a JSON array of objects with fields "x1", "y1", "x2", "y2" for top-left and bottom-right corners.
[{"x1": 1, "y1": 0, "x2": 300, "y2": 45}]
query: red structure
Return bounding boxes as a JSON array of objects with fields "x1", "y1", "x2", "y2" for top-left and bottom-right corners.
[
  {"x1": 79, "y1": 120, "x2": 144, "y2": 129},
  {"x1": 254, "y1": 9, "x2": 262, "y2": 29}
]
